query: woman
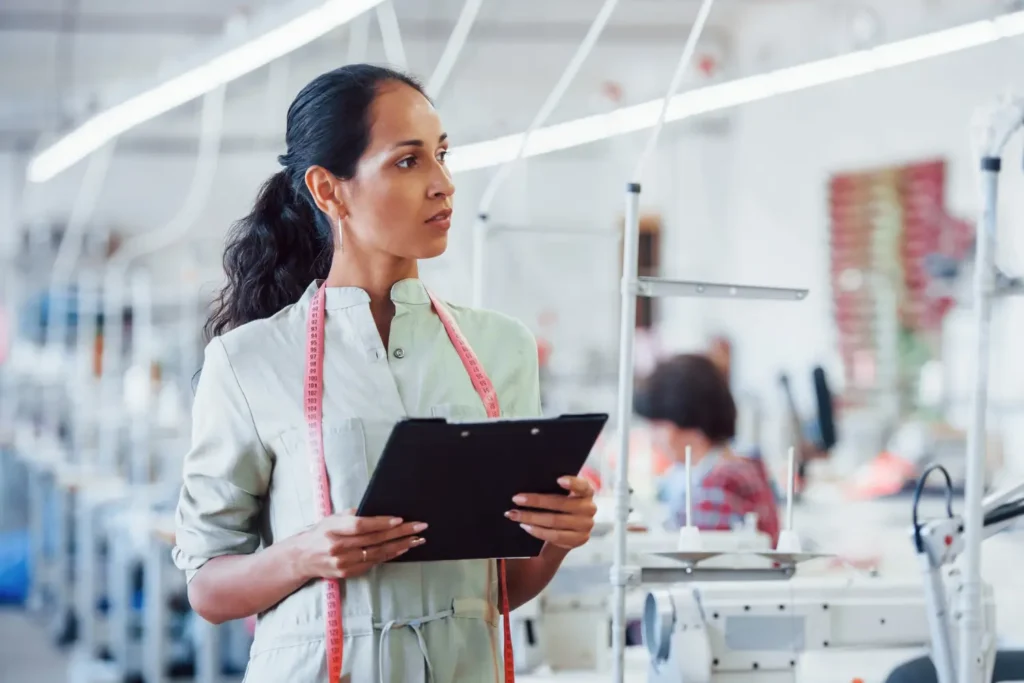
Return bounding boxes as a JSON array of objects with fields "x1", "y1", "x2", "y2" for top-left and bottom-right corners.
[
  {"x1": 634, "y1": 353, "x2": 780, "y2": 544},
  {"x1": 172, "y1": 65, "x2": 597, "y2": 683}
]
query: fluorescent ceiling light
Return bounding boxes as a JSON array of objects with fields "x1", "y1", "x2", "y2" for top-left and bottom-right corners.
[
  {"x1": 447, "y1": 10, "x2": 1024, "y2": 173},
  {"x1": 28, "y1": 0, "x2": 386, "y2": 183}
]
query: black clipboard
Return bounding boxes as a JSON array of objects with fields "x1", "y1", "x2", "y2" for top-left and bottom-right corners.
[{"x1": 356, "y1": 413, "x2": 608, "y2": 562}]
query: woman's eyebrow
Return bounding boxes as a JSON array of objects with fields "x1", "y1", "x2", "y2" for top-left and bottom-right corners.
[{"x1": 392, "y1": 133, "x2": 448, "y2": 149}]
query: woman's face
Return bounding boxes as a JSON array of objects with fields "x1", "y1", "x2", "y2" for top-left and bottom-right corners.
[{"x1": 339, "y1": 81, "x2": 455, "y2": 260}]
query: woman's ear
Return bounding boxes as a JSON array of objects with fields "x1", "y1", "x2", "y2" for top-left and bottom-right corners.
[{"x1": 304, "y1": 165, "x2": 347, "y2": 221}]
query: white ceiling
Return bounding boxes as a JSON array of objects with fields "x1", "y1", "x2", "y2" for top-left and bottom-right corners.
[
  {"x1": 0, "y1": 0, "x2": 1001, "y2": 153},
  {"x1": 0, "y1": 0, "x2": 752, "y2": 129}
]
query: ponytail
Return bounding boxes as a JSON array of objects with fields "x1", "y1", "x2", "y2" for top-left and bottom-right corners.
[
  {"x1": 204, "y1": 64, "x2": 428, "y2": 340},
  {"x1": 204, "y1": 170, "x2": 331, "y2": 340}
]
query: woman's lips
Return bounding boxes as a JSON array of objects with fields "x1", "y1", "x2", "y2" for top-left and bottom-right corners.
[{"x1": 426, "y1": 208, "x2": 452, "y2": 229}]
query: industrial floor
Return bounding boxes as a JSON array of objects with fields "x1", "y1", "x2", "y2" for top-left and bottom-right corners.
[{"x1": 0, "y1": 607, "x2": 70, "y2": 683}]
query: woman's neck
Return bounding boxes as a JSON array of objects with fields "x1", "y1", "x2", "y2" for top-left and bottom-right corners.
[
  {"x1": 324, "y1": 248, "x2": 418, "y2": 301},
  {"x1": 323, "y1": 248, "x2": 418, "y2": 347}
]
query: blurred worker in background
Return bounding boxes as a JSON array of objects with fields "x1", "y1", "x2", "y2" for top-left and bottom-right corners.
[{"x1": 634, "y1": 353, "x2": 780, "y2": 545}]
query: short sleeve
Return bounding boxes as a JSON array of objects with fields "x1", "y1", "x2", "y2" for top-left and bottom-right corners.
[
  {"x1": 505, "y1": 322, "x2": 542, "y2": 418},
  {"x1": 172, "y1": 337, "x2": 271, "y2": 583}
]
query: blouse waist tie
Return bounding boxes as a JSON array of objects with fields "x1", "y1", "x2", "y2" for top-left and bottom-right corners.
[{"x1": 375, "y1": 597, "x2": 496, "y2": 683}]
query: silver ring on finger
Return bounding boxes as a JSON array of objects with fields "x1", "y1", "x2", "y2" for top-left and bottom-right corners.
[{"x1": 362, "y1": 549, "x2": 367, "y2": 562}]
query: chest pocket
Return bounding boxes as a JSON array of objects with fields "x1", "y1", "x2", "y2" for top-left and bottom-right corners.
[{"x1": 271, "y1": 418, "x2": 372, "y2": 529}]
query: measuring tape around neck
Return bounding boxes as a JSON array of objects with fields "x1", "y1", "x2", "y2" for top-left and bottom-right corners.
[{"x1": 304, "y1": 283, "x2": 515, "y2": 682}]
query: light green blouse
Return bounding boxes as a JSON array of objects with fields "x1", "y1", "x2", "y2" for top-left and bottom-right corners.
[{"x1": 172, "y1": 279, "x2": 541, "y2": 683}]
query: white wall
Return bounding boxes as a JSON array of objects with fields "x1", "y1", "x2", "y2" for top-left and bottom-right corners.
[{"x1": 700, "y1": 3, "x2": 1024, "y2": 469}]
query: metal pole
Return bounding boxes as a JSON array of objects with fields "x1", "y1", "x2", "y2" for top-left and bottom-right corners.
[
  {"x1": 610, "y1": 182, "x2": 641, "y2": 683},
  {"x1": 129, "y1": 270, "x2": 153, "y2": 484},
  {"x1": 73, "y1": 270, "x2": 99, "y2": 460},
  {"x1": 97, "y1": 269, "x2": 124, "y2": 474},
  {"x1": 610, "y1": 4, "x2": 716, "y2": 681},
  {"x1": 920, "y1": 549, "x2": 956, "y2": 683},
  {"x1": 471, "y1": 213, "x2": 488, "y2": 309},
  {"x1": 45, "y1": 142, "x2": 116, "y2": 351},
  {"x1": 785, "y1": 445, "x2": 795, "y2": 531},
  {"x1": 180, "y1": 277, "x2": 201, "y2": 398},
  {"x1": 685, "y1": 445, "x2": 693, "y2": 527},
  {"x1": 959, "y1": 159, "x2": 999, "y2": 683}
]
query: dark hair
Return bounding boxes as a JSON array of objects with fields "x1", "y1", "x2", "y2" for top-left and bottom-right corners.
[
  {"x1": 204, "y1": 64, "x2": 428, "y2": 340},
  {"x1": 634, "y1": 353, "x2": 737, "y2": 443}
]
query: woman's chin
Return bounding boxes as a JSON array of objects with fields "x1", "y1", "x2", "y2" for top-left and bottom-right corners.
[{"x1": 417, "y1": 235, "x2": 449, "y2": 259}]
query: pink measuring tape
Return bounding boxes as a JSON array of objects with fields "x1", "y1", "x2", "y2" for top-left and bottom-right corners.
[{"x1": 304, "y1": 283, "x2": 515, "y2": 682}]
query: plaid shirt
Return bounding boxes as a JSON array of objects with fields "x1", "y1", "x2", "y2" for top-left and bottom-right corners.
[{"x1": 659, "y1": 451, "x2": 780, "y2": 546}]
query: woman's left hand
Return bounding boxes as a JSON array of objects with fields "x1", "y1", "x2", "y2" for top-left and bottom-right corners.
[{"x1": 505, "y1": 476, "x2": 597, "y2": 551}]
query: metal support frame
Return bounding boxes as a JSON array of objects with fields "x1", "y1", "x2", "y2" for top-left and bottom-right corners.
[
  {"x1": 605, "y1": 1, "x2": 814, "y2": 680},
  {"x1": 959, "y1": 158, "x2": 998, "y2": 683},
  {"x1": 636, "y1": 565, "x2": 796, "y2": 585},
  {"x1": 952, "y1": 92, "x2": 1024, "y2": 683},
  {"x1": 634, "y1": 277, "x2": 808, "y2": 301},
  {"x1": 127, "y1": 269, "x2": 153, "y2": 485}
]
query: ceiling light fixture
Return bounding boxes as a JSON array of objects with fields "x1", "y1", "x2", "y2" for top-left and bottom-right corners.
[
  {"x1": 28, "y1": 0, "x2": 387, "y2": 183},
  {"x1": 447, "y1": 10, "x2": 1024, "y2": 172}
]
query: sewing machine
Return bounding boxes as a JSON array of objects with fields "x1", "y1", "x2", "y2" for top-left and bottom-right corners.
[
  {"x1": 641, "y1": 574, "x2": 996, "y2": 683},
  {"x1": 516, "y1": 454, "x2": 1021, "y2": 683},
  {"x1": 511, "y1": 515, "x2": 775, "y2": 673},
  {"x1": 632, "y1": 462, "x2": 1024, "y2": 683},
  {"x1": 515, "y1": 549, "x2": 998, "y2": 682}
]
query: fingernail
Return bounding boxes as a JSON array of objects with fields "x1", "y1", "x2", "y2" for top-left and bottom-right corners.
[
  {"x1": 412, "y1": 523, "x2": 428, "y2": 532},
  {"x1": 390, "y1": 518, "x2": 403, "y2": 526},
  {"x1": 512, "y1": 495, "x2": 527, "y2": 504},
  {"x1": 412, "y1": 537, "x2": 426, "y2": 545},
  {"x1": 505, "y1": 510, "x2": 519, "y2": 521},
  {"x1": 520, "y1": 524, "x2": 533, "y2": 532},
  {"x1": 397, "y1": 548, "x2": 409, "y2": 555},
  {"x1": 558, "y1": 477, "x2": 572, "y2": 487}
]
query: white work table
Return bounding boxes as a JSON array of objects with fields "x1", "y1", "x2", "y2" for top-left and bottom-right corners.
[{"x1": 518, "y1": 648, "x2": 650, "y2": 682}]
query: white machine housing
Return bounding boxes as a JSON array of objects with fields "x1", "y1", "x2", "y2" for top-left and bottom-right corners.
[
  {"x1": 511, "y1": 526, "x2": 773, "y2": 673},
  {"x1": 642, "y1": 574, "x2": 997, "y2": 683}
]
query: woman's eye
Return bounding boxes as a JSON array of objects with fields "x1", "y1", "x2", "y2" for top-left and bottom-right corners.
[
  {"x1": 397, "y1": 156, "x2": 417, "y2": 169},
  {"x1": 437, "y1": 149, "x2": 449, "y2": 163}
]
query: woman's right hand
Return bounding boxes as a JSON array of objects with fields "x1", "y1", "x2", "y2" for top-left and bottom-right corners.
[{"x1": 297, "y1": 510, "x2": 426, "y2": 580}]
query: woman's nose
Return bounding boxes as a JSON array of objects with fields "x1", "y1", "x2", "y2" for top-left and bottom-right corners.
[{"x1": 429, "y1": 164, "x2": 455, "y2": 198}]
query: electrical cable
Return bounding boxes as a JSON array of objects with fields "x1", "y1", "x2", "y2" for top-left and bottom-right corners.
[
  {"x1": 912, "y1": 463, "x2": 955, "y2": 553},
  {"x1": 475, "y1": 0, "x2": 621, "y2": 216},
  {"x1": 984, "y1": 499, "x2": 1024, "y2": 529},
  {"x1": 470, "y1": 0, "x2": 622, "y2": 308},
  {"x1": 631, "y1": 0, "x2": 716, "y2": 181},
  {"x1": 376, "y1": 1, "x2": 407, "y2": 70},
  {"x1": 426, "y1": 0, "x2": 484, "y2": 98}
]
